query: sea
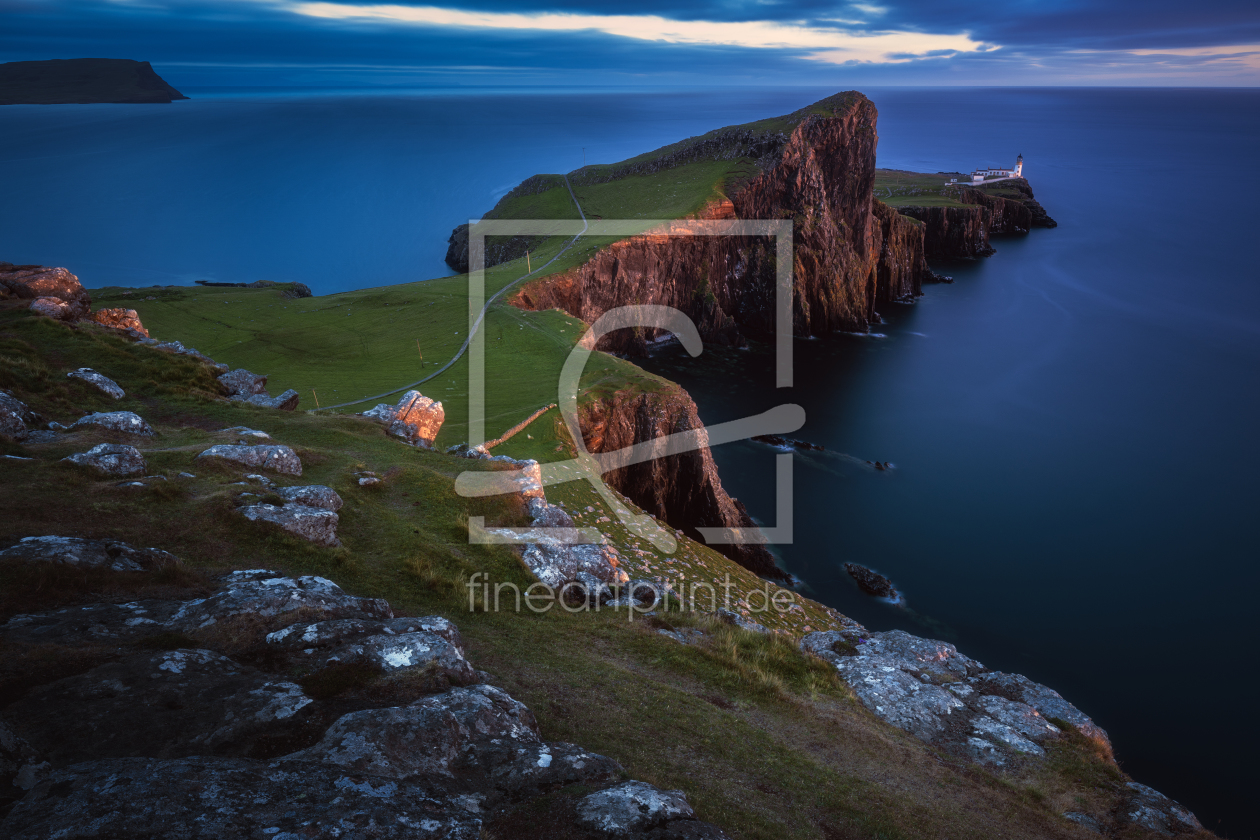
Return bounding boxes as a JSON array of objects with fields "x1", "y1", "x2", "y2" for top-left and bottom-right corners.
[{"x1": 2, "y1": 85, "x2": 1257, "y2": 836}]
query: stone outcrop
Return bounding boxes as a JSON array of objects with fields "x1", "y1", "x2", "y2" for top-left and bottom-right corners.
[
  {"x1": 218, "y1": 368, "x2": 269, "y2": 397},
  {"x1": 28, "y1": 297, "x2": 73, "y2": 320},
  {"x1": 0, "y1": 263, "x2": 91, "y2": 320},
  {"x1": 0, "y1": 390, "x2": 38, "y2": 442},
  {"x1": 66, "y1": 368, "x2": 124, "y2": 399},
  {"x1": 0, "y1": 567, "x2": 727, "y2": 839},
  {"x1": 801, "y1": 624, "x2": 1202, "y2": 834},
  {"x1": 276, "y1": 484, "x2": 343, "y2": 511},
  {"x1": 196, "y1": 443, "x2": 302, "y2": 475},
  {"x1": 69, "y1": 410, "x2": 153, "y2": 436},
  {"x1": 0, "y1": 536, "x2": 179, "y2": 572},
  {"x1": 579, "y1": 385, "x2": 786, "y2": 581},
  {"x1": 234, "y1": 389, "x2": 300, "y2": 410},
  {"x1": 136, "y1": 338, "x2": 229, "y2": 372},
  {"x1": 361, "y1": 390, "x2": 444, "y2": 447},
  {"x1": 62, "y1": 443, "x2": 146, "y2": 476},
  {"x1": 241, "y1": 502, "x2": 340, "y2": 547},
  {"x1": 88, "y1": 307, "x2": 148, "y2": 337}
]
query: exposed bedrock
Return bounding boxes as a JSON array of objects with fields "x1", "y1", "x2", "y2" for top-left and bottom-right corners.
[
  {"x1": 894, "y1": 204, "x2": 994, "y2": 260},
  {"x1": 513, "y1": 93, "x2": 933, "y2": 356},
  {"x1": 579, "y1": 385, "x2": 788, "y2": 582}
]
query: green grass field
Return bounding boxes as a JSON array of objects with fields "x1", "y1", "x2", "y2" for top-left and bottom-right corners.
[{"x1": 873, "y1": 169, "x2": 969, "y2": 207}]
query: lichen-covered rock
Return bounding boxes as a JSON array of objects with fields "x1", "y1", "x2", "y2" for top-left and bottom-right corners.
[
  {"x1": 576, "y1": 781, "x2": 695, "y2": 837},
  {"x1": 267, "y1": 615, "x2": 464, "y2": 657},
  {"x1": 715, "y1": 608, "x2": 769, "y2": 635},
  {"x1": 168, "y1": 570, "x2": 391, "y2": 630},
  {"x1": 0, "y1": 390, "x2": 35, "y2": 442},
  {"x1": 521, "y1": 540, "x2": 629, "y2": 590},
  {"x1": 325, "y1": 630, "x2": 471, "y2": 678},
  {"x1": 266, "y1": 616, "x2": 474, "y2": 681},
  {"x1": 288, "y1": 685, "x2": 621, "y2": 807},
  {"x1": 222, "y1": 425, "x2": 270, "y2": 439},
  {"x1": 0, "y1": 536, "x2": 178, "y2": 572},
  {"x1": 231, "y1": 389, "x2": 300, "y2": 411},
  {"x1": 28, "y1": 296, "x2": 73, "y2": 320},
  {"x1": 0, "y1": 264, "x2": 91, "y2": 319},
  {"x1": 0, "y1": 718, "x2": 49, "y2": 813},
  {"x1": 972, "y1": 671, "x2": 1111, "y2": 752},
  {"x1": 275, "y1": 484, "x2": 343, "y2": 511},
  {"x1": 66, "y1": 368, "x2": 125, "y2": 399},
  {"x1": 89, "y1": 307, "x2": 148, "y2": 337},
  {"x1": 69, "y1": 411, "x2": 153, "y2": 436},
  {"x1": 241, "y1": 502, "x2": 340, "y2": 546},
  {"x1": 4, "y1": 649, "x2": 312, "y2": 764},
  {"x1": 217, "y1": 368, "x2": 268, "y2": 397},
  {"x1": 62, "y1": 443, "x2": 146, "y2": 476},
  {"x1": 1, "y1": 756, "x2": 482, "y2": 840},
  {"x1": 0, "y1": 600, "x2": 185, "y2": 644},
  {"x1": 1119, "y1": 782, "x2": 1203, "y2": 835},
  {"x1": 362, "y1": 390, "x2": 444, "y2": 446},
  {"x1": 196, "y1": 443, "x2": 302, "y2": 475}
]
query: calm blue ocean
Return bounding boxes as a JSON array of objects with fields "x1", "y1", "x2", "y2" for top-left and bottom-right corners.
[{"x1": 2, "y1": 86, "x2": 1256, "y2": 835}]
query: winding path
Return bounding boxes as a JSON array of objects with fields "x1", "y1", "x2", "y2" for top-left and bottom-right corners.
[{"x1": 316, "y1": 176, "x2": 588, "y2": 412}]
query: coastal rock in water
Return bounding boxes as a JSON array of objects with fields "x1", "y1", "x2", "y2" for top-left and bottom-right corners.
[
  {"x1": 1, "y1": 756, "x2": 481, "y2": 840},
  {"x1": 241, "y1": 503, "x2": 340, "y2": 547},
  {"x1": 0, "y1": 536, "x2": 178, "y2": 572},
  {"x1": 217, "y1": 368, "x2": 268, "y2": 397},
  {"x1": 0, "y1": 390, "x2": 36, "y2": 442},
  {"x1": 66, "y1": 368, "x2": 125, "y2": 399},
  {"x1": 4, "y1": 649, "x2": 312, "y2": 764},
  {"x1": 196, "y1": 443, "x2": 302, "y2": 475},
  {"x1": 843, "y1": 562, "x2": 901, "y2": 602},
  {"x1": 275, "y1": 484, "x2": 343, "y2": 512},
  {"x1": 28, "y1": 297, "x2": 74, "y2": 320},
  {"x1": 70, "y1": 411, "x2": 154, "y2": 436},
  {"x1": 0, "y1": 263, "x2": 91, "y2": 319},
  {"x1": 89, "y1": 307, "x2": 148, "y2": 337},
  {"x1": 576, "y1": 781, "x2": 696, "y2": 837},
  {"x1": 168, "y1": 570, "x2": 391, "y2": 630},
  {"x1": 62, "y1": 443, "x2": 146, "y2": 476}
]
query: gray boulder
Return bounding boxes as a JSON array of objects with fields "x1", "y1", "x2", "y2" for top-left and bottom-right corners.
[
  {"x1": 144, "y1": 339, "x2": 227, "y2": 371},
  {"x1": 241, "y1": 502, "x2": 340, "y2": 546},
  {"x1": 972, "y1": 671, "x2": 1112, "y2": 752},
  {"x1": 0, "y1": 390, "x2": 35, "y2": 442},
  {"x1": 28, "y1": 296, "x2": 73, "y2": 320},
  {"x1": 362, "y1": 390, "x2": 444, "y2": 447},
  {"x1": 217, "y1": 368, "x2": 268, "y2": 397},
  {"x1": 221, "y1": 425, "x2": 270, "y2": 439},
  {"x1": 196, "y1": 443, "x2": 302, "y2": 475},
  {"x1": 1, "y1": 718, "x2": 49, "y2": 812},
  {"x1": 268, "y1": 615, "x2": 464, "y2": 656},
  {"x1": 715, "y1": 608, "x2": 769, "y2": 635},
  {"x1": 267, "y1": 615, "x2": 472, "y2": 679},
  {"x1": 4, "y1": 649, "x2": 312, "y2": 764},
  {"x1": 0, "y1": 536, "x2": 178, "y2": 572},
  {"x1": 1, "y1": 600, "x2": 186, "y2": 644},
  {"x1": 276, "y1": 484, "x2": 343, "y2": 512},
  {"x1": 289, "y1": 684, "x2": 621, "y2": 807},
  {"x1": 1120, "y1": 782, "x2": 1203, "y2": 835},
  {"x1": 62, "y1": 443, "x2": 146, "y2": 476},
  {"x1": 2, "y1": 756, "x2": 481, "y2": 840},
  {"x1": 69, "y1": 411, "x2": 153, "y2": 436},
  {"x1": 233, "y1": 389, "x2": 300, "y2": 411},
  {"x1": 576, "y1": 781, "x2": 695, "y2": 837},
  {"x1": 66, "y1": 368, "x2": 124, "y2": 400},
  {"x1": 168, "y1": 570, "x2": 391, "y2": 631}
]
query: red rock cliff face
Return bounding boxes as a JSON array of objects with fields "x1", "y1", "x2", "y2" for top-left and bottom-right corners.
[
  {"x1": 580, "y1": 384, "x2": 788, "y2": 581},
  {"x1": 513, "y1": 93, "x2": 933, "y2": 356},
  {"x1": 894, "y1": 205, "x2": 994, "y2": 260}
]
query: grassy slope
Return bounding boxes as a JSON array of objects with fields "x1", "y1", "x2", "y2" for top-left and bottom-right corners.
[
  {"x1": 874, "y1": 169, "x2": 968, "y2": 208},
  {"x1": 0, "y1": 308, "x2": 1120, "y2": 840},
  {"x1": 5, "y1": 101, "x2": 1153, "y2": 837}
]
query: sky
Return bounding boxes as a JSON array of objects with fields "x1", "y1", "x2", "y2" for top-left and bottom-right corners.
[{"x1": 1, "y1": 0, "x2": 1258, "y2": 88}]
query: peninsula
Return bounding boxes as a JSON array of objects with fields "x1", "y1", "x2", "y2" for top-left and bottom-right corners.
[{"x1": 0, "y1": 58, "x2": 187, "y2": 105}]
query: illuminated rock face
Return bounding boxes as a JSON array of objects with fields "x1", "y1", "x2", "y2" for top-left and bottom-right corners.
[
  {"x1": 362, "y1": 390, "x2": 445, "y2": 447},
  {"x1": 89, "y1": 308, "x2": 149, "y2": 337},
  {"x1": 0, "y1": 264, "x2": 91, "y2": 320}
]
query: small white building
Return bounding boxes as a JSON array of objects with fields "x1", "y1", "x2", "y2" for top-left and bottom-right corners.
[{"x1": 971, "y1": 154, "x2": 1023, "y2": 182}]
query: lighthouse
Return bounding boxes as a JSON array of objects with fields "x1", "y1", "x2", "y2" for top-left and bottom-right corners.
[{"x1": 1014, "y1": 154, "x2": 1023, "y2": 178}]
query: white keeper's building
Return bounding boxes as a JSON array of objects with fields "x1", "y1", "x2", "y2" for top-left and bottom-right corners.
[{"x1": 971, "y1": 154, "x2": 1023, "y2": 182}]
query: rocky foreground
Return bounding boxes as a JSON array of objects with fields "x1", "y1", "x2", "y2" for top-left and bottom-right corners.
[{"x1": 0, "y1": 554, "x2": 726, "y2": 838}]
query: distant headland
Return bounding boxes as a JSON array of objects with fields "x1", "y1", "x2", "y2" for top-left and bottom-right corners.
[{"x1": 0, "y1": 58, "x2": 187, "y2": 105}]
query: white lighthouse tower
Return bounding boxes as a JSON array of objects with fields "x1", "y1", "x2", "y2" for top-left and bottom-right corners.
[{"x1": 1014, "y1": 153, "x2": 1023, "y2": 178}]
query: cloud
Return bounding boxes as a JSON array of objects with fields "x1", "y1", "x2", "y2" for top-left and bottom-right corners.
[{"x1": 287, "y1": 2, "x2": 988, "y2": 64}]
